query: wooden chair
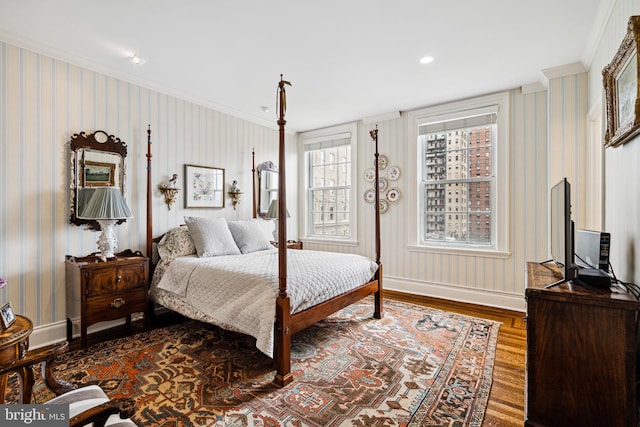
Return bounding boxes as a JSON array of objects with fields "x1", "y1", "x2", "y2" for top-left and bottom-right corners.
[{"x1": 0, "y1": 341, "x2": 137, "y2": 427}]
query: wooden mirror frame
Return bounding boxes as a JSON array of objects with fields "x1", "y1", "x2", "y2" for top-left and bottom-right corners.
[
  {"x1": 69, "y1": 130, "x2": 127, "y2": 229},
  {"x1": 256, "y1": 160, "x2": 278, "y2": 217},
  {"x1": 603, "y1": 15, "x2": 640, "y2": 148}
]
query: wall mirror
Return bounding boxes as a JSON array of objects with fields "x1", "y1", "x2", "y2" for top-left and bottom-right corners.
[
  {"x1": 257, "y1": 161, "x2": 278, "y2": 217},
  {"x1": 69, "y1": 130, "x2": 127, "y2": 228}
]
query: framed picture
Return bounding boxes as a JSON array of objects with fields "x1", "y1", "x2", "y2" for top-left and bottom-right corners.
[
  {"x1": 184, "y1": 164, "x2": 225, "y2": 208},
  {"x1": 603, "y1": 15, "x2": 640, "y2": 147},
  {"x1": 0, "y1": 302, "x2": 16, "y2": 329},
  {"x1": 81, "y1": 160, "x2": 116, "y2": 187}
]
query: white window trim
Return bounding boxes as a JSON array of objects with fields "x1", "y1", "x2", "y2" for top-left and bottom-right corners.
[
  {"x1": 407, "y1": 92, "x2": 511, "y2": 258},
  {"x1": 299, "y1": 122, "x2": 358, "y2": 244}
]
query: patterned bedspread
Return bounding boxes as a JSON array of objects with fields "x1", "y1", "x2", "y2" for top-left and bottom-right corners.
[{"x1": 149, "y1": 248, "x2": 378, "y2": 357}]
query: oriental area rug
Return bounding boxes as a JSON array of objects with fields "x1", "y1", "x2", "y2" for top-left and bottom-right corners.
[{"x1": 31, "y1": 299, "x2": 500, "y2": 426}]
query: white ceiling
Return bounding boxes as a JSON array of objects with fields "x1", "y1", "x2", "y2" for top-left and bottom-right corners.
[{"x1": 0, "y1": 0, "x2": 608, "y2": 132}]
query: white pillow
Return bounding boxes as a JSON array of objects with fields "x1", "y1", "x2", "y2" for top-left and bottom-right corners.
[
  {"x1": 228, "y1": 220, "x2": 274, "y2": 254},
  {"x1": 184, "y1": 216, "x2": 241, "y2": 257}
]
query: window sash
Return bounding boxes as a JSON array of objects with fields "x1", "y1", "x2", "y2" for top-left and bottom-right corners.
[
  {"x1": 304, "y1": 132, "x2": 353, "y2": 240},
  {"x1": 419, "y1": 113, "x2": 497, "y2": 247}
]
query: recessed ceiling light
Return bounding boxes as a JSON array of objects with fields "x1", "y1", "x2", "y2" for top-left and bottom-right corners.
[
  {"x1": 260, "y1": 106, "x2": 270, "y2": 113},
  {"x1": 128, "y1": 54, "x2": 146, "y2": 66},
  {"x1": 419, "y1": 56, "x2": 434, "y2": 64}
]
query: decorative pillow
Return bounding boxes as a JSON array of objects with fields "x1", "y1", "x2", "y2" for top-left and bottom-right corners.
[
  {"x1": 156, "y1": 225, "x2": 197, "y2": 264},
  {"x1": 185, "y1": 216, "x2": 241, "y2": 257},
  {"x1": 228, "y1": 219, "x2": 274, "y2": 254}
]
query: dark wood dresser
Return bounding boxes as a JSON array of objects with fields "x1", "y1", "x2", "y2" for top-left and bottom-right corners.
[
  {"x1": 525, "y1": 262, "x2": 639, "y2": 427},
  {"x1": 66, "y1": 250, "x2": 149, "y2": 348}
]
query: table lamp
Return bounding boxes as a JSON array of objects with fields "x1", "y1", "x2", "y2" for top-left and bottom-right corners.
[
  {"x1": 266, "y1": 199, "x2": 290, "y2": 242},
  {"x1": 78, "y1": 187, "x2": 133, "y2": 261}
]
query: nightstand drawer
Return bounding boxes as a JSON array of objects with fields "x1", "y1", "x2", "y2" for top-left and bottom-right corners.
[
  {"x1": 82, "y1": 260, "x2": 148, "y2": 296},
  {"x1": 82, "y1": 266, "x2": 116, "y2": 296},
  {"x1": 115, "y1": 262, "x2": 148, "y2": 292},
  {"x1": 85, "y1": 289, "x2": 147, "y2": 324}
]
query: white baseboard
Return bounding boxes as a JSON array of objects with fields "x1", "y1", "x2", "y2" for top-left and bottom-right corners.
[
  {"x1": 384, "y1": 275, "x2": 526, "y2": 312},
  {"x1": 30, "y1": 320, "x2": 68, "y2": 349},
  {"x1": 30, "y1": 318, "x2": 130, "y2": 350},
  {"x1": 30, "y1": 305, "x2": 173, "y2": 350}
]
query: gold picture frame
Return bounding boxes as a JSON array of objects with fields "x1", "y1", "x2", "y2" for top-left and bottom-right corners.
[
  {"x1": 184, "y1": 164, "x2": 225, "y2": 208},
  {"x1": 81, "y1": 160, "x2": 116, "y2": 187},
  {"x1": 603, "y1": 15, "x2": 640, "y2": 147}
]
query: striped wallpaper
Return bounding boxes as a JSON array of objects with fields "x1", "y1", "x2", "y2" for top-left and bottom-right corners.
[
  {"x1": 0, "y1": 41, "x2": 294, "y2": 338},
  {"x1": 1, "y1": 4, "x2": 617, "y2": 343},
  {"x1": 303, "y1": 87, "x2": 554, "y2": 311},
  {"x1": 588, "y1": 0, "x2": 640, "y2": 287}
]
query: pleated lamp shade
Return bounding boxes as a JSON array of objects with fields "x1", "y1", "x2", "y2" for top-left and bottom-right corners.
[
  {"x1": 78, "y1": 187, "x2": 132, "y2": 260},
  {"x1": 78, "y1": 187, "x2": 132, "y2": 220},
  {"x1": 266, "y1": 199, "x2": 290, "y2": 219}
]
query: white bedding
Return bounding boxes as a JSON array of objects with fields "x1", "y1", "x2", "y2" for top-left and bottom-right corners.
[{"x1": 150, "y1": 248, "x2": 378, "y2": 357}]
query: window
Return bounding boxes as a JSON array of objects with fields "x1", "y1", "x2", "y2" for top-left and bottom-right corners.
[
  {"x1": 301, "y1": 123, "x2": 357, "y2": 241},
  {"x1": 420, "y1": 114, "x2": 494, "y2": 245},
  {"x1": 410, "y1": 92, "x2": 509, "y2": 253}
]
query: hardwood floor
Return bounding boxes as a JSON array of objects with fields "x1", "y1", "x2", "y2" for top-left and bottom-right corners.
[
  {"x1": 72, "y1": 292, "x2": 527, "y2": 426},
  {"x1": 384, "y1": 290, "x2": 527, "y2": 427}
]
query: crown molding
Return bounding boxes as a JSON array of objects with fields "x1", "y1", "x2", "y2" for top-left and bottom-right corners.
[
  {"x1": 535, "y1": 61, "x2": 589, "y2": 90},
  {"x1": 0, "y1": 30, "x2": 292, "y2": 133},
  {"x1": 361, "y1": 111, "x2": 401, "y2": 124},
  {"x1": 520, "y1": 81, "x2": 546, "y2": 94},
  {"x1": 542, "y1": 62, "x2": 588, "y2": 80},
  {"x1": 580, "y1": 0, "x2": 617, "y2": 69}
]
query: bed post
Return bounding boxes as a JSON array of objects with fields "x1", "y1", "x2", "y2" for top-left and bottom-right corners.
[
  {"x1": 145, "y1": 126, "x2": 154, "y2": 324},
  {"x1": 274, "y1": 75, "x2": 293, "y2": 387},
  {"x1": 252, "y1": 148, "x2": 257, "y2": 219},
  {"x1": 146, "y1": 125, "x2": 153, "y2": 260},
  {"x1": 370, "y1": 126, "x2": 383, "y2": 319}
]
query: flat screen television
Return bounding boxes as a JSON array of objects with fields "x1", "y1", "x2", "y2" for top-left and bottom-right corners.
[{"x1": 549, "y1": 177, "x2": 578, "y2": 285}]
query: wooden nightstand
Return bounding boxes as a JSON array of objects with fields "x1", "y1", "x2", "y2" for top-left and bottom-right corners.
[
  {"x1": 271, "y1": 240, "x2": 303, "y2": 250},
  {"x1": 65, "y1": 250, "x2": 149, "y2": 348}
]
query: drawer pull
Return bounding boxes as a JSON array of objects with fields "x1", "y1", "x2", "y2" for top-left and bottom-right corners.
[{"x1": 110, "y1": 298, "x2": 126, "y2": 309}]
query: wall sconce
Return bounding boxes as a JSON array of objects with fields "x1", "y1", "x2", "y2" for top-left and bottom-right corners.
[
  {"x1": 228, "y1": 180, "x2": 242, "y2": 210},
  {"x1": 159, "y1": 174, "x2": 180, "y2": 210}
]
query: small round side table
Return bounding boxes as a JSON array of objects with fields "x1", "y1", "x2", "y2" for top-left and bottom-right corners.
[{"x1": 0, "y1": 315, "x2": 32, "y2": 403}]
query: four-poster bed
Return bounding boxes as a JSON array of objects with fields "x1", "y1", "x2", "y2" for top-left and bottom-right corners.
[{"x1": 146, "y1": 76, "x2": 383, "y2": 387}]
